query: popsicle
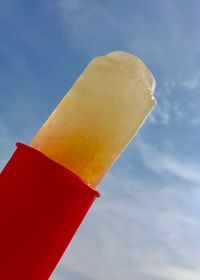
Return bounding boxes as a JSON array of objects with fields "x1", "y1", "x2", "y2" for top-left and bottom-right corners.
[
  {"x1": 30, "y1": 51, "x2": 156, "y2": 187},
  {"x1": 0, "y1": 51, "x2": 156, "y2": 279}
]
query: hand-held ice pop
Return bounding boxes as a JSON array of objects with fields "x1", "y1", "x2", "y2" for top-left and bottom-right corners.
[{"x1": 0, "y1": 51, "x2": 156, "y2": 279}]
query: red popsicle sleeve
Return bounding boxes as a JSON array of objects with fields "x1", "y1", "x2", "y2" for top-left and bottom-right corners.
[{"x1": 0, "y1": 143, "x2": 100, "y2": 279}]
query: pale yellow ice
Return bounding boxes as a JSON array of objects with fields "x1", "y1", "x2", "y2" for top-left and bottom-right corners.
[{"x1": 30, "y1": 51, "x2": 156, "y2": 187}]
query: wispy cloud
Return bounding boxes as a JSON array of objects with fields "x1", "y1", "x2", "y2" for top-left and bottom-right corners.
[
  {"x1": 181, "y1": 73, "x2": 200, "y2": 91},
  {"x1": 136, "y1": 140, "x2": 200, "y2": 184},
  {"x1": 149, "y1": 104, "x2": 170, "y2": 126},
  {"x1": 142, "y1": 264, "x2": 200, "y2": 280},
  {"x1": 51, "y1": 266, "x2": 96, "y2": 280}
]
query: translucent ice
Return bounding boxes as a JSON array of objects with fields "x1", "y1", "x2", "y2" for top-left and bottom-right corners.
[{"x1": 30, "y1": 51, "x2": 156, "y2": 187}]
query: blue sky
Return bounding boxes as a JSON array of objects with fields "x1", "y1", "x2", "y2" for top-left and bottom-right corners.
[{"x1": 1, "y1": 0, "x2": 200, "y2": 279}]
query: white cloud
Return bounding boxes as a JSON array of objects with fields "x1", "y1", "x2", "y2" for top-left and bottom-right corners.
[
  {"x1": 181, "y1": 73, "x2": 200, "y2": 91},
  {"x1": 136, "y1": 140, "x2": 200, "y2": 184},
  {"x1": 150, "y1": 105, "x2": 170, "y2": 126},
  {"x1": 142, "y1": 264, "x2": 200, "y2": 280},
  {"x1": 189, "y1": 117, "x2": 200, "y2": 126}
]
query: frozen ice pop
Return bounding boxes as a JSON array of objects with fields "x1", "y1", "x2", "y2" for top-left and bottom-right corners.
[
  {"x1": 30, "y1": 51, "x2": 156, "y2": 186},
  {"x1": 0, "y1": 51, "x2": 156, "y2": 279}
]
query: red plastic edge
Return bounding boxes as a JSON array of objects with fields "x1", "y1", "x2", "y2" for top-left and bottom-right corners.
[{"x1": 0, "y1": 143, "x2": 100, "y2": 280}]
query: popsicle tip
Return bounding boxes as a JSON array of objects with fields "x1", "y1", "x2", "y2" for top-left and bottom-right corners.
[{"x1": 105, "y1": 50, "x2": 156, "y2": 104}]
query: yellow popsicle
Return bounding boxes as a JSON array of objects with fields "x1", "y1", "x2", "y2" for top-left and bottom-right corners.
[{"x1": 30, "y1": 51, "x2": 156, "y2": 187}]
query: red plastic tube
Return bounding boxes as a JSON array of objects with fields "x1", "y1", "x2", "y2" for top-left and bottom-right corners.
[{"x1": 0, "y1": 143, "x2": 100, "y2": 279}]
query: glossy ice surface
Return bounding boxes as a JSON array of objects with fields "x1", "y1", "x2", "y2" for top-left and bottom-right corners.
[{"x1": 30, "y1": 51, "x2": 156, "y2": 187}]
